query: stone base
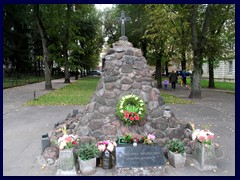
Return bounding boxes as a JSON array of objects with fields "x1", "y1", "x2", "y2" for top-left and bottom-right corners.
[
  {"x1": 168, "y1": 151, "x2": 186, "y2": 168},
  {"x1": 78, "y1": 158, "x2": 97, "y2": 175},
  {"x1": 193, "y1": 142, "x2": 217, "y2": 171},
  {"x1": 56, "y1": 149, "x2": 77, "y2": 176},
  {"x1": 115, "y1": 166, "x2": 165, "y2": 176},
  {"x1": 56, "y1": 168, "x2": 77, "y2": 176}
]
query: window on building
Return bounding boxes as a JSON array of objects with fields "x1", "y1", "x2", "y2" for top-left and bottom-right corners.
[{"x1": 228, "y1": 60, "x2": 233, "y2": 74}]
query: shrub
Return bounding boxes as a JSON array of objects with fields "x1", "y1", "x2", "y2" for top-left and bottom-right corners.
[
  {"x1": 78, "y1": 143, "x2": 100, "y2": 161},
  {"x1": 166, "y1": 139, "x2": 186, "y2": 154}
]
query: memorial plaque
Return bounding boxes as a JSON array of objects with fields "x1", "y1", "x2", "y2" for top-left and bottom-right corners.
[{"x1": 116, "y1": 144, "x2": 165, "y2": 168}]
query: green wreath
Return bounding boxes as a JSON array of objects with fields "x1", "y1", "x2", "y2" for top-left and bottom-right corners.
[{"x1": 116, "y1": 94, "x2": 146, "y2": 126}]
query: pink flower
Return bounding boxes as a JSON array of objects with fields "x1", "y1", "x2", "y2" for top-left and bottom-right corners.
[
  {"x1": 198, "y1": 136, "x2": 206, "y2": 142},
  {"x1": 148, "y1": 134, "x2": 155, "y2": 140},
  {"x1": 103, "y1": 141, "x2": 109, "y2": 145},
  {"x1": 129, "y1": 116, "x2": 134, "y2": 121},
  {"x1": 98, "y1": 144, "x2": 106, "y2": 152},
  {"x1": 208, "y1": 135, "x2": 214, "y2": 140}
]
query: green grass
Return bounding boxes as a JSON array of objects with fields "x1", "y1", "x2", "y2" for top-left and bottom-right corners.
[
  {"x1": 25, "y1": 77, "x2": 100, "y2": 106},
  {"x1": 186, "y1": 78, "x2": 235, "y2": 91},
  {"x1": 24, "y1": 76, "x2": 234, "y2": 106},
  {"x1": 161, "y1": 91, "x2": 193, "y2": 105},
  {"x1": 200, "y1": 79, "x2": 235, "y2": 91}
]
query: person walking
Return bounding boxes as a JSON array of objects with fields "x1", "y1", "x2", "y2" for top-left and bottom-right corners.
[
  {"x1": 169, "y1": 70, "x2": 178, "y2": 90},
  {"x1": 163, "y1": 79, "x2": 169, "y2": 90}
]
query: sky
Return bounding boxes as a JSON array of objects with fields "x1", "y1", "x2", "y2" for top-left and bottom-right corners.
[{"x1": 95, "y1": 4, "x2": 113, "y2": 11}]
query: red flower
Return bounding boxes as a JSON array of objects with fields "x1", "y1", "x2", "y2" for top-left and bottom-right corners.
[
  {"x1": 130, "y1": 116, "x2": 135, "y2": 121},
  {"x1": 135, "y1": 115, "x2": 139, "y2": 120},
  {"x1": 124, "y1": 113, "x2": 129, "y2": 119}
]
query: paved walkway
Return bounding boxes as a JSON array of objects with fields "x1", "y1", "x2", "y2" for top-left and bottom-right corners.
[{"x1": 3, "y1": 80, "x2": 235, "y2": 176}]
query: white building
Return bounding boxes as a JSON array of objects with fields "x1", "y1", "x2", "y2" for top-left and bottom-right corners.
[{"x1": 202, "y1": 59, "x2": 235, "y2": 82}]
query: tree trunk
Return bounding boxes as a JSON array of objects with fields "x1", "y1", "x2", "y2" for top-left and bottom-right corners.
[
  {"x1": 189, "y1": 4, "x2": 212, "y2": 99},
  {"x1": 189, "y1": 64, "x2": 202, "y2": 99},
  {"x1": 80, "y1": 69, "x2": 83, "y2": 78},
  {"x1": 165, "y1": 61, "x2": 169, "y2": 76},
  {"x1": 208, "y1": 58, "x2": 215, "y2": 88},
  {"x1": 141, "y1": 39, "x2": 147, "y2": 57},
  {"x1": 75, "y1": 67, "x2": 79, "y2": 80},
  {"x1": 156, "y1": 54, "x2": 162, "y2": 89},
  {"x1": 64, "y1": 4, "x2": 71, "y2": 83},
  {"x1": 181, "y1": 51, "x2": 186, "y2": 71},
  {"x1": 34, "y1": 5, "x2": 52, "y2": 90}
]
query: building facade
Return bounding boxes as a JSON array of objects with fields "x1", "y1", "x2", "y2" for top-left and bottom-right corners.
[{"x1": 202, "y1": 59, "x2": 235, "y2": 82}]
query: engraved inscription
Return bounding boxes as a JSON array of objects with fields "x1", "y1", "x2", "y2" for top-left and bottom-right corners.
[{"x1": 116, "y1": 144, "x2": 165, "y2": 168}]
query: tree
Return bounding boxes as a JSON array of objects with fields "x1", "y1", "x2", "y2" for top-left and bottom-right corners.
[
  {"x1": 4, "y1": 5, "x2": 33, "y2": 74},
  {"x1": 63, "y1": 4, "x2": 72, "y2": 83},
  {"x1": 115, "y1": 4, "x2": 149, "y2": 56},
  {"x1": 188, "y1": 4, "x2": 213, "y2": 99},
  {"x1": 144, "y1": 4, "x2": 171, "y2": 89},
  {"x1": 204, "y1": 4, "x2": 235, "y2": 88},
  {"x1": 33, "y1": 4, "x2": 53, "y2": 90},
  {"x1": 163, "y1": 5, "x2": 192, "y2": 72}
]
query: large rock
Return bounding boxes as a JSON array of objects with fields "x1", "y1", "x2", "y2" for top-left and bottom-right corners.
[
  {"x1": 43, "y1": 147, "x2": 59, "y2": 162},
  {"x1": 67, "y1": 37, "x2": 192, "y2": 151}
]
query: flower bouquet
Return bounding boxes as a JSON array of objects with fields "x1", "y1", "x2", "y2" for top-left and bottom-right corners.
[
  {"x1": 58, "y1": 127, "x2": 77, "y2": 150},
  {"x1": 143, "y1": 134, "x2": 156, "y2": 145},
  {"x1": 97, "y1": 140, "x2": 117, "y2": 169},
  {"x1": 97, "y1": 140, "x2": 117, "y2": 152},
  {"x1": 192, "y1": 129, "x2": 214, "y2": 145}
]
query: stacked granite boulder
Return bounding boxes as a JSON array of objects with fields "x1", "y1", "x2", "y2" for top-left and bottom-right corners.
[{"x1": 69, "y1": 37, "x2": 194, "y2": 152}]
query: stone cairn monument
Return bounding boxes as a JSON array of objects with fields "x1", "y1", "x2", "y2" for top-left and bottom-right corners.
[
  {"x1": 43, "y1": 37, "x2": 195, "y2": 175},
  {"x1": 72, "y1": 36, "x2": 193, "y2": 149},
  {"x1": 43, "y1": 11, "x2": 196, "y2": 175},
  {"x1": 48, "y1": 36, "x2": 194, "y2": 151}
]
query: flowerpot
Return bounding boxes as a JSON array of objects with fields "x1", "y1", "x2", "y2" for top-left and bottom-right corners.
[
  {"x1": 102, "y1": 150, "x2": 113, "y2": 169},
  {"x1": 56, "y1": 148, "x2": 77, "y2": 175},
  {"x1": 78, "y1": 157, "x2": 96, "y2": 175},
  {"x1": 193, "y1": 142, "x2": 217, "y2": 171},
  {"x1": 168, "y1": 151, "x2": 186, "y2": 168},
  {"x1": 118, "y1": 137, "x2": 131, "y2": 144}
]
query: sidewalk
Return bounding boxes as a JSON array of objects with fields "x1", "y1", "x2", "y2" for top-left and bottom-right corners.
[
  {"x1": 160, "y1": 85, "x2": 235, "y2": 176},
  {"x1": 3, "y1": 77, "x2": 81, "y2": 176},
  {"x1": 3, "y1": 80, "x2": 235, "y2": 176}
]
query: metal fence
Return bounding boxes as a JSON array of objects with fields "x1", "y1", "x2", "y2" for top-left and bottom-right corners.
[{"x1": 3, "y1": 72, "x2": 64, "y2": 89}]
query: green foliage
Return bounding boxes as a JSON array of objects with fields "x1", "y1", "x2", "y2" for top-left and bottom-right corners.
[
  {"x1": 116, "y1": 94, "x2": 146, "y2": 126},
  {"x1": 78, "y1": 143, "x2": 100, "y2": 161},
  {"x1": 25, "y1": 77, "x2": 100, "y2": 106},
  {"x1": 122, "y1": 134, "x2": 132, "y2": 143},
  {"x1": 166, "y1": 139, "x2": 186, "y2": 154}
]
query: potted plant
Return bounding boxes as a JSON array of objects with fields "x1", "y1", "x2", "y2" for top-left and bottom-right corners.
[
  {"x1": 166, "y1": 139, "x2": 186, "y2": 168},
  {"x1": 97, "y1": 140, "x2": 117, "y2": 169},
  {"x1": 78, "y1": 143, "x2": 100, "y2": 175},
  {"x1": 118, "y1": 134, "x2": 132, "y2": 144},
  {"x1": 192, "y1": 128, "x2": 217, "y2": 170},
  {"x1": 56, "y1": 127, "x2": 78, "y2": 175}
]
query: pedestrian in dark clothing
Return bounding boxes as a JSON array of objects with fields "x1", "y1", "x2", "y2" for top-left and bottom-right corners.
[
  {"x1": 169, "y1": 70, "x2": 178, "y2": 90},
  {"x1": 182, "y1": 70, "x2": 187, "y2": 86}
]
